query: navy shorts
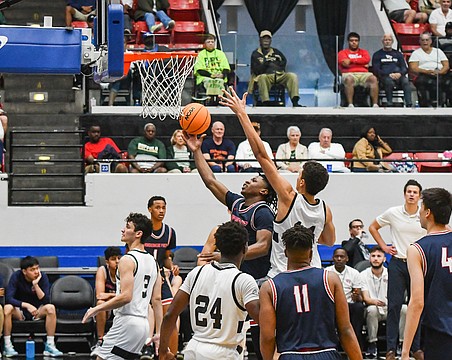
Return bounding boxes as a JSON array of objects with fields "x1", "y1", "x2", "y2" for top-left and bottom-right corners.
[{"x1": 279, "y1": 350, "x2": 342, "y2": 360}]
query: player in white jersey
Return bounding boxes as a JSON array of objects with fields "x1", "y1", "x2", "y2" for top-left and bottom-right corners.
[
  {"x1": 219, "y1": 87, "x2": 335, "y2": 273},
  {"x1": 83, "y1": 213, "x2": 163, "y2": 360},
  {"x1": 159, "y1": 221, "x2": 260, "y2": 360}
]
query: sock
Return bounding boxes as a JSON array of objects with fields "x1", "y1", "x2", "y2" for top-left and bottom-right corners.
[
  {"x1": 47, "y1": 336, "x2": 55, "y2": 346},
  {"x1": 4, "y1": 336, "x2": 12, "y2": 347}
]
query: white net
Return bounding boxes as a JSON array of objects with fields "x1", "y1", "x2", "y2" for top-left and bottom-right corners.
[{"x1": 135, "y1": 54, "x2": 197, "y2": 121}]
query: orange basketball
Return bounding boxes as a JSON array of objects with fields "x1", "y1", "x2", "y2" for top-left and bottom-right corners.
[{"x1": 179, "y1": 103, "x2": 211, "y2": 135}]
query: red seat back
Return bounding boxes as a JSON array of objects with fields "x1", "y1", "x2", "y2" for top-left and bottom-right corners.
[
  {"x1": 413, "y1": 152, "x2": 452, "y2": 172},
  {"x1": 172, "y1": 21, "x2": 205, "y2": 47}
]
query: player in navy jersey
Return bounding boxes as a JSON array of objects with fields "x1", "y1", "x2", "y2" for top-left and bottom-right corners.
[
  {"x1": 219, "y1": 88, "x2": 335, "y2": 272},
  {"x1": 143, "y1": 196, "x2": 180, "y2": 358},
  {"x1": 259, "y1": 224, "x2": 362, "y2": 360},
  {"x1": 401, "y1": 188, "x2": 452, "y2": 360},
  {"x1": 184, "y1": 131, "x2": 276, "y2": 359}
]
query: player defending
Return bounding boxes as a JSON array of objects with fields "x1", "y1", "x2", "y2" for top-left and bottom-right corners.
[
  {"x1": 158, "y1": 221, "x2": 260, "y2": 360},
  {"x1": 83, "y1": 213, "x2": 163, "y2": 360},
  {"x1": 401, "y1": 188, "x2": 452, "y2": 360},
  {"x1": 259, "y1": 224, "x2": 362, "y2": 360},
  {"x1": 219, "y1": 87, "x2": 335, "y2": 271}
]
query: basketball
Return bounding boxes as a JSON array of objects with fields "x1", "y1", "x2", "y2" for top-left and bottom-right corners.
[{"x1": 179, "y1": 103, "x2": 211, "y2": 135}]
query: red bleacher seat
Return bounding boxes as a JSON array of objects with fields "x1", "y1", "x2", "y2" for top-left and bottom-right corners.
[
  {"x1": 71, "y1": 21, "x2": 88, "y2": 28},
  {"x1": 172, "y1": 21, "x2": 205, "y2": 48},
  {"x1": 413, "y1": 152, "x2": 452, "y2": 172},
  {"x1": 169, "y1": 0, "x2": 201, "y2": 21},
  {"x1": 344, "y1": 152, "x2": 353, "y2": 169},
  {"x1": 383, "y1": 152, "x2": 415, "y2": 161},
  {"x1": 392, "y1": 22, "x2": 431, "y2": 46},
  {"x1": 132, "y1": 21, "x2": 171, "y2": 45}
]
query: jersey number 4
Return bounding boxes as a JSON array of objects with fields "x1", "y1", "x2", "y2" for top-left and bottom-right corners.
[
  {"x1": 195, "y1": 295, "x2": 222, "y2": 329},
  {"x1": 441, "y1": 247, "x2": 452, "y2": 273},
  {"x1": 294, "y1": 284, "x2": 311, "y2": 313}
]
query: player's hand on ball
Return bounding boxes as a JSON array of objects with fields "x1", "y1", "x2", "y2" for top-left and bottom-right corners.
[{"x1": 183, "y1": 131, "x2": 206, "y2": 152}]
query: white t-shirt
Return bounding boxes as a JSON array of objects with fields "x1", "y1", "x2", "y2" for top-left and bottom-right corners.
[
  {"x1": 429, "y1": 8, "x2": 452, "y2": 36},
  {"x1": 235, "y1": 139, "x2": 273, "y2": 169},
  {"x1": 376, "y1": 205, "x2": 426, "y2": 258},
  {"x1": 307, "y1": 142, "x2": 349, "y2": 172},
  {"x1": 326, "y1": 265, "x2": 362, "y2": 303},
  {"x1": 409, "y1": 47, "x2": 448, "y2": 70},
  {"x1": 180, "y1": 262, "x2": 259, "y2": 347},
  {"x1": 360, "y1": 267, "x2": 388, "y2": 313},
  {"x1": 384, "y1": 0, "x2": 410, "y2": 12}
]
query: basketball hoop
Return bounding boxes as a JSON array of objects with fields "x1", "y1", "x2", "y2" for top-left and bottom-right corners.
[{"x1": 127, "y1": 52, "x2": 197, "y2": 121}]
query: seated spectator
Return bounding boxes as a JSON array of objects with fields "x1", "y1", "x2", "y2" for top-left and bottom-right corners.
[
  {"x1": 383, "y1": 0, "x2": 428, "y2": 23},
  {"x1": 248, "y1": 30, "x2": 302, "y2": 107},
  {"x1": 193, "y1": 34, "x2": 230, "y2": 99},
  {"x1": 121, "y1": 0, "x2": 133, "y2": 32},
  {"x1": 372, "y1": 34, "x2": 413, "y2": 107},
  {"x1": 352, "y1": 125, "x2": 393, "y2": 172},
  {"x1": 133, "y1": 0, "x2": 175, "y2": 33},
  {"x1": 429, "y1": 0, "x2": 452, "y2": 37},
  {"x1": 236, "y1": 121, "x2": 273, "y2": 172},
  {"x1": 326, "y1": 248, "x2": 365, "y2": 350},
  {"x1": 276, "y1": 125, "x2": 308, "y2": 172},
  {"x1": 128, "y1": 123, "x2": 167, "y2": 173},
  {"x1": 84, "y1": 124, "x2": 128, "y2": 173},
  {"x1": 438, "y1": 21, "x2": 452, "y2": 62},
  {"x1": 409, "y1": 32, "x2": 451, "y2": 106},
  {"x1": 342, "y1": 219, "x2": 371, "y2": 267},
  {"x1": 3, "y1": 256, "x2": 63, "y2": 357},
  {"x1": 419, "y1": 0, "x2": 440, "y2": 14},
  {"x1": 90, "y1": 246, "x2": 122, "y2": 355},
  {"x1": 66, "y1": 0, "x2": 96, "y2": 27},
  {"x1": 338, "y1": 32, "x2": 379, "y2": 107},
  {"x1": 360, "y1": 246, "x2": 407, "y2": 358},
  {"x1": 307, "y1": 128, "x2": 350, "y2": 173},
  {"x1": 166, "y1": 129, "x2": 196, "y2": 173},
  {"x1": 201, "y1": 121, "x2": 236, "y2": 173}
]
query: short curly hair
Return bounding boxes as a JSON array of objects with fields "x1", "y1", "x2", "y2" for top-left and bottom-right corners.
[
  {"x1": 301, "y1": 161, "x2": 329, "y2": 195},
  {"x1": 125, "y1": 213, "x2": 153, "y2": 243},
  {"x1": 214, "y1": 221, "x2": 248, "y2": 257},
  {"x1": 282, "y1": 223, "x2": 314, "y2": 252}
]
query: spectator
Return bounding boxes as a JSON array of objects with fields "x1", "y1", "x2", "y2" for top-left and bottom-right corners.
[
  {"x1": 338, "y1": 32, "x2": 379, "y2": 107},
  {"x1": 342, "y1": 219, "x2": 371, "y2": 267},
  {"x1": 275, "y1": 125, "x2": 308, "y2": 173},
  {"x1": 438, "y1": 21, "x2": 452, "y2": 61},
  {"x1": 248, "y1": 30, "x2": 302, "y2": 107},
  {"x1": 84, "y1": 124, "x2": 128, "y2": 173},
  {"x1": 201, "y1": 121, "x2": 236, "y2": 173},
  {"x1": 383, "y1": 0, "x2": 428, "y2": 23},
  {"x1": 409, "y1": 32, "x2": 451, "y2": 107},
  {"x1": 128, "y1": 123, "x2": 167, "y2": 173},
  {"x1": 166, "y1": 129, "x2": 196, "y2": 173},
  {"x1": 90, "y1": 246, "x2": 122, "y2": 355},
  {"x1": 3, "y1": 256, "x2": 63, "y2": 357},
  {"x1": 419, "y1": 0, "x2": 440, "y2": 14},
  {"x1": 236, "y1": 121, "x2": 273, "y2": 173},
  {"x1": 133, "y1": 0, "x2": 175, "y2": 33},
  {"x1": 352, "y1": 125, "x2": 392, "y2": 172},
  {"x1": 193, "y1": 34, "x2": 230, "y2": 99},
  {"x1": 429, "y1": 0, "x2": 452, "y2": 37},
  {"x1": 360, "y1": 246, "x2": 407, "y2": 359},
  {"x1": 66, "y1": 0, "x2": 96, "y2": 27},
  {"x1": 307, "y1": 128, "x2": 350, "y2": 173},
  {"x1": 326, "y1": 248, "x2": 365, "y2": 350},
  {"x1": 372, "y1": 34, "x2": 413, "y2": 107},
  {"x1": 121, "y1": 0, "x2": 133, "y2": 32}
]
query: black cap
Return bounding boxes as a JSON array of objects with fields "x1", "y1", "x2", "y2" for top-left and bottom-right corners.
[{"x1": 446, "y1": 22, "x2": 452, "y2": 30}]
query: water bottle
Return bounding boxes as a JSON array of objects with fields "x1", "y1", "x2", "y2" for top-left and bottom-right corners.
[
  {"x1": 26, "y1": 336, "x2": 35, "y2": 358},
  {"x1": 90, "y1": 97, "x2": 96, "y2": 111},
  {"x1": 326, "y1": 164, "x2": 332, "y2": 173}
]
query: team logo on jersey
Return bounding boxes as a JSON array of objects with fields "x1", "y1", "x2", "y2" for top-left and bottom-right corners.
[{"x1": 0, "y1": 36, "x2": 8, "y2": 50}]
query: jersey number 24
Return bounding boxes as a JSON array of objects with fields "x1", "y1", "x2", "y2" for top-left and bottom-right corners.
[{"x1": 195, "y1": 295, "x2": 223, "y2": 329}]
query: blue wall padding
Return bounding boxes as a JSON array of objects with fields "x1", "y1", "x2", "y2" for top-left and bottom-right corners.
[
  {"x1": 0, "y1": 26, "x2": 82, "y2": 74},
  {"x1": 107, "y1": 4, "x2": 124, "y2": 78}
]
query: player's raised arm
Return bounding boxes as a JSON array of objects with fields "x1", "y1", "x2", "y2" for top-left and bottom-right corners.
[
  {"x1": 328, "y1": 271, "x2": 362, "y2": 360},
  {"x1": 219, "y1": 88, "x2": 295, "y2": 206},
  {"x1": 184, "y1": 132, "x2": 229, "y2": 205}
]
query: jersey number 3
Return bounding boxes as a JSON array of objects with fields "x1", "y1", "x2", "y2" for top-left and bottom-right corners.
[
  {"x1": 294, "y1": 284, "x2": 311, "y2": 313},
  {"x1": 195, "y1": 295, "x2": 223, "y2": 329}
]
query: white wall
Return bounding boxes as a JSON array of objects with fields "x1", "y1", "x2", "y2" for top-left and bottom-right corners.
[{"x1": 1, "y1": 173, "x2": 451, "y2": 247}]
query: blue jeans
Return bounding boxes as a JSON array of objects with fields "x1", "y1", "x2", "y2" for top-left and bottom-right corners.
[
  {"x1": 387, "y1": 256, "x2": 421, "y2": 352},
  {"x1": 381, "y1": 75, "x2": 412, "y2": 106},
  {"x1": 144, "y1": 10, "x2": 172, "y2": 30}
]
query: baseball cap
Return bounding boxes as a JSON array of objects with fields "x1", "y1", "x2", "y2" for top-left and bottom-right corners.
[
  {"x1": 259, "y1": 30, "x2": 272, "y2": 38},
  {"x1": 446, "y1": 22, "x2": 452, "y2": 30}
]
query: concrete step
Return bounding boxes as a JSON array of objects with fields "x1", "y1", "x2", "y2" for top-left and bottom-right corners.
[
  {"x1": 8, "y1": 114, "x2": 80, "y2": 130},
  {"x1": 4, "y1": 102, "x2": 83, "y2": 114},
  {"x1": 6, "y1": 89, "x2": 75, "y2": 103},
  {"x1": 11, "y1": 175, "x2": 84, "y2": 188},
  {"x1": 11, "y1": 132, "x2": 81, "y2": 145},
  {"x1": 11, "y1": 163, "x2": 84, "y2": 175},
  {"x1": 10, "y1": 148, "x2": 82, "y2": 161},
  {"x1": 9, "y1": 190, "x2": 85, "y2": 206},
  {"x1": 3, "y1": 74, "x2": 74, "y2": 91}
]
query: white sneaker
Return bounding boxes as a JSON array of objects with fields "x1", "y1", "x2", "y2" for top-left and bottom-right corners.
[
  {"x1": 150, "y1": 23, "x2": 163, "y2": 33},
  {"x1": 348, "y1": 104, "x2": 354, "y2": 108},
  {"x1": 3, "y1": 345, "x2": 18, "y2": 358},
  {"x1": 43, "y1": 343, "x2": 63, "y2": 357},
  {"x1": 373, "y1": 103, "x2": 379, "y2": 108}
]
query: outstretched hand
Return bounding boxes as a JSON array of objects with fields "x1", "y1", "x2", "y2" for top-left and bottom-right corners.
[
  {"x1": 219, "y1": 86, "x2": 247, "y2": 115},
  {"x1": 183, "y1": 131, "x2": 206, "y2": 152}
]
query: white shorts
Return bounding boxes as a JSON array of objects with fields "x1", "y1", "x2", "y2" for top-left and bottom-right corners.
[
  {"x1": 93, "y1": 315, "x2": 149, "y2": 360},
  {"x1": 183, "y1": 339, "x2": 242, "y2": 360}
]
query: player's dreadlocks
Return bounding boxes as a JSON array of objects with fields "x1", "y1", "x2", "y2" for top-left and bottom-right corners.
[{"x1": 259, "y1": 173, "x2": 278, "y2": 213}]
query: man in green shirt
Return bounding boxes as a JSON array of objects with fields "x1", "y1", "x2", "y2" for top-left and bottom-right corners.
[{"x1": 128, "y1": 123, "x2": 167, "y2": 173}]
